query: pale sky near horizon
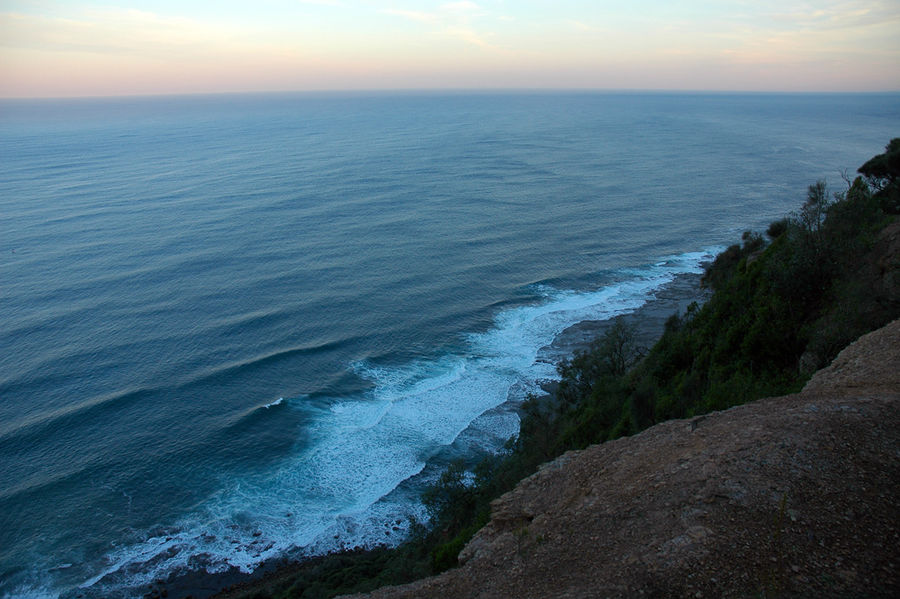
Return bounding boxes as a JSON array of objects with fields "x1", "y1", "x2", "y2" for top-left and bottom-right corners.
[{"x1": 1, "y1": 1, "x2": 899, "y2": 98}]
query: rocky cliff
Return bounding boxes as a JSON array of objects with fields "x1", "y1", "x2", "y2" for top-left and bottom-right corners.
[{"x1": 348, "y1": 319, "x2": 900, "y2": 598}]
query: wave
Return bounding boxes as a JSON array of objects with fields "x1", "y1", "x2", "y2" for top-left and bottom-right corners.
[
  {"x1": 0, "y1": 387, "x2": 154, "y2": 481},
  {"x1": 69, "y1": 248, "x2": 717, "y2": 598},
  {"x1": 213, "y1": 396, "x2": 301, "y2": 444},
  {"x1": 180, "y1": 339, "x2": 355, "y2": 392},
  {"x1": 264, "y1": 397, "x2": 284, "y2": 409},
  {"x1": 0, "y1": 336, "x2": 345, "y2": 450}
]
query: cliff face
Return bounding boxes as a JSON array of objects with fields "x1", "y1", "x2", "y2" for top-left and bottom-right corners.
[{"x1": 350, "y1": 319, "x2": 900, "y2": 598}]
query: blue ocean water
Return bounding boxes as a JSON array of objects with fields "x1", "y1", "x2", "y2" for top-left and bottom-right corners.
[{"x1": 1, "y1": 91, "x2": 897, "y2": 598}]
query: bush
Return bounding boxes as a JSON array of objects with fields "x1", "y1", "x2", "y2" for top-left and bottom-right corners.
[{"x1": 767, "y1": 217, "x2": 789, "y2": 240}]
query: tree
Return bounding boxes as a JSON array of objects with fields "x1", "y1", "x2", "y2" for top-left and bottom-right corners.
[
  {"x1": 797, "y1": 179, "x2": 830, "y2": 238},
  {"x1": 858, "y1": 138, "x2": 900, "y2": 213},
  {"x1": 422, "y1": 460, "x2": 473, "y2": 531},
  {"x1": 858, "y1": 138, "x2": 900, "y2": 191},
  {"x1": 556, "y1": 316, "x2": 641, "y2": 405}
]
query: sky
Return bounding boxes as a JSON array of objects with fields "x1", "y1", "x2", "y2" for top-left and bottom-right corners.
[{"x1": 1, "y1": 1, "x2": 899, "y2": 98}]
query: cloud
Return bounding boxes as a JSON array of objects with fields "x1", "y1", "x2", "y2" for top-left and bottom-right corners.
[
  {"x1": 711, "y1": 0, "x2": 900, "y2": 63},
  {"x1": 756, "y1": 0, "x2": 900, "y2": 30},
  {"x1": 381, "y1": 1, "x2": 498, "y2": 49},
  {"x1": 442, "y1": 1, "x2": 484, "y2": 15},
  {"x1": 381, "y1": 9, "x2": 438, "y2": 24},
  {"x1": 3, "y1": 0, "x2": 897, "y2": 96},
  {"x1": 565, "y1": 20, "x2": 606, "y2": 33},
  {"x1": 444, "y1": 26, "x2": 490, "y2": 48},
  {"x1": 0, "y1": 8, "x2": 288, "y2": 69}
]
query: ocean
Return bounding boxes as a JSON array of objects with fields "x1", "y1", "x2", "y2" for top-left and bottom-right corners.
[{"x1": 1, "y1": 91, "x2": 897, "y2": 598}]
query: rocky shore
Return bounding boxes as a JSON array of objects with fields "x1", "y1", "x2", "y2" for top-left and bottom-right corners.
[
  {"x1": 539, "y1": 271, "x2": 708, "y2": 365},
  {"x1": 344, "y1": 319, "x2": 900, "y2": 599}
]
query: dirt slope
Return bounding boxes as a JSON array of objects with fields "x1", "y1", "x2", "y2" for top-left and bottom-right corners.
[{"x1": 347, "y1": 319, "x2": 900, "y2": 598}]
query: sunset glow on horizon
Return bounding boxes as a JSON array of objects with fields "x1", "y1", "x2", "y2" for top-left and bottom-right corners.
[{"x1": 1, "y1": 0, "x2": 899, "y2": 98}]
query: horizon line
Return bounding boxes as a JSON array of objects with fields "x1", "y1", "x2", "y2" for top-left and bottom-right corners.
[{"x1": 3, "y1": 86, "x2": 900, "y2": 102}]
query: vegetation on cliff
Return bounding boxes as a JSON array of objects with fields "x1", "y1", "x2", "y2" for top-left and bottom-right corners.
[{"x1": 217, "y1": 140, "x2": 899, "y2": 599}]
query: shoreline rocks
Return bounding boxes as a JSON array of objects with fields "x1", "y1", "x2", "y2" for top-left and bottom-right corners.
[{"x1": 343, "y1": 320, "x2": 900, "y2": 599}]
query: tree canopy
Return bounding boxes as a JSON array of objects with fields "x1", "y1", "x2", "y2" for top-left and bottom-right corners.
[{"x1": 858, "y1": 138, "x2": 900, "y2": 213}]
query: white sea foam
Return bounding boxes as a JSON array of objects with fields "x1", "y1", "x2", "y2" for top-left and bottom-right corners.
[{"x1": 78, "y1": 249, "x2": 717, "y2": 597}]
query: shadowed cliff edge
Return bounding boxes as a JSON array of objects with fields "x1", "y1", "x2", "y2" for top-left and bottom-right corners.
[{"x1": 346, "y1": 318, "x2": 900, "y2": 598}]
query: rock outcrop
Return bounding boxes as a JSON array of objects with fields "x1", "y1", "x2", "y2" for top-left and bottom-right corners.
[{"x1": 348, "y1": 319, "x2": 900, "y2": 598}]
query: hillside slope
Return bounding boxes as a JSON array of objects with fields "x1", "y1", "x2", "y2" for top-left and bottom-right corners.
[{"x1": 348, "y1": 319, "x2": 900, "y2": 598}]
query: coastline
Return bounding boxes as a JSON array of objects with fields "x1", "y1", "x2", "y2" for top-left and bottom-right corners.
[
  {"x1": 141, "y1": 272, "x2": 710, "y2": 599},
  {"x1": 341, "y1": 319, "x2": 900, "y2": 599},
  {"x1": 538, "y1": 271, "x2": 708, "y2": 367}
]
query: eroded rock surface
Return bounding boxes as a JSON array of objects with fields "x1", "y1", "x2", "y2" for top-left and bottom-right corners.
[{"x1": 347, "y1": 320, "x2": 900, "y2": 598}]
